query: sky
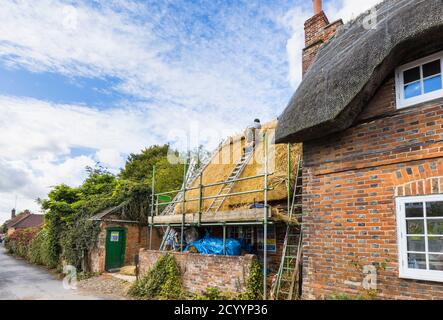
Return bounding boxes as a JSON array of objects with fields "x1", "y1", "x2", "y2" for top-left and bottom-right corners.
[{"x1": 0, "y1": 0, "x2": 383, "y2": 224}]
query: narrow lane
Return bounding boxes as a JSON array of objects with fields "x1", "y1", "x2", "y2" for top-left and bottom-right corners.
[{"x1": 0, "y1": 246, "x2": 106, "y2": 300}]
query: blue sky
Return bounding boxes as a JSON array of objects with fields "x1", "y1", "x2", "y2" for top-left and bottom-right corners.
[{"x1": 0, "y1": 0, "x2": 382, "y2": 223}]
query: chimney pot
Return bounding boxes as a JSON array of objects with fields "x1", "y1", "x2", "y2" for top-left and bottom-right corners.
[
  {"x1": 11, "y1": 208, "x2": 16, "y2": 219},
  {"x1": 313, "y1": 0, "x2": 322, "y2": 15}
]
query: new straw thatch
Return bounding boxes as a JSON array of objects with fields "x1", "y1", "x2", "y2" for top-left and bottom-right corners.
[
  {"x1": 172, "y1": 119, "x2": 302, "y2": 214},
  {"x1": 276, "y1": 0, "x2": 443, "y2": 143}
]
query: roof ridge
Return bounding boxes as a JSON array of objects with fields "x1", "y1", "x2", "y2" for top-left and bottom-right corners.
[{"x1": 7, "y1": 212, "x2": 32, "y2": 228}]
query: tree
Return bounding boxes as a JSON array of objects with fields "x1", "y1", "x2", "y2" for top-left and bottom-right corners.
[{"x1": 119, "y1": 144, "x2": 184, "y2": 193}]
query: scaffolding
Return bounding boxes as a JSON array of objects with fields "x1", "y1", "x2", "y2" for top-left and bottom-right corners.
[{"x1": 147, "y1": 132, "x2": 301, "y2": 300}]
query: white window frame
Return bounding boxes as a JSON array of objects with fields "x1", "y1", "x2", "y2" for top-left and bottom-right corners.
[
  {"x1": 396, "y1": 195, "x2": 443, "y2": 282},
  {"x1": 395, "y1": 51, "x2": 443, "y2": 109}
]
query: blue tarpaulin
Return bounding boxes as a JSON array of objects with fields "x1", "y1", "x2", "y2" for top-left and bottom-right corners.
[{"x1": 185, "y1": 234, "x2": 242, "y2": 256}]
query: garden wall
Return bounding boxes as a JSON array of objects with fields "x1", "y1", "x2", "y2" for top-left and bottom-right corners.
[{"x1": 138, "y1": 249, "x2": 256, "y2": 294}]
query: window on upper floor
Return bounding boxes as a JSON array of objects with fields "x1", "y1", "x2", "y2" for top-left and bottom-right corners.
[
  {"x1": 395, "y1": 51, "x2": 443, "y2": 109},
  {"x1": 396, "y1": 195, "x2": 443, "y2": 282}
]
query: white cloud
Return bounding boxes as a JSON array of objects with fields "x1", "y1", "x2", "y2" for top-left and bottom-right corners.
[
  {"x1": 279, "y1": 6, "x2": 311, "y2": 88},
  {"x1": 95, "y1": 149, "x2": 124, "y2": 169}
]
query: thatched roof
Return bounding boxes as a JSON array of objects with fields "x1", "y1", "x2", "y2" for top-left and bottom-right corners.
[
  {"x1": 276, "y1": 0, "x2": 443, "y2": 143},
  {"x1": 171, "y1": 120, "x2": 302, "y2": 214}
]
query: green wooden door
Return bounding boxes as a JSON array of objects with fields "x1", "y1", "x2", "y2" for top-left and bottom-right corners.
[{"x1": 105, "y1": 228, "x2": 126, "y2": 271}]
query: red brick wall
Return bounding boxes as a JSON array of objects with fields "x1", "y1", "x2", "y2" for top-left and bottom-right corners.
[
  {"x1": 304, "y1": 12, "x2": 329, "y2": 47},
  {"x1": 301, "y1": 73, "x2": 443, "y2": 299},
  {"x1": 302, "y1": 12, "x2": 342, "y2": 75},
  {"x1": 138, "y1": 249, "x2": 256, "y2": 294},
  {"x1": 125, "y1": 224, "x2": 148, "y2": 265},
  {"x1": 89, "y1": 222, "x2": 149, "y2": 273}
]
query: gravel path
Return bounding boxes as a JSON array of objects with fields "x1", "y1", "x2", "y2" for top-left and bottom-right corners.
[{"x1": 77, "y1": 274, "x2": 133, "y2": 299}]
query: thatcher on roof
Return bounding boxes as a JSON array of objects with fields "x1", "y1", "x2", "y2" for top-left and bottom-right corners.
[{"x1": 276, "y1": 0, "x2": 443, "y2": 143}]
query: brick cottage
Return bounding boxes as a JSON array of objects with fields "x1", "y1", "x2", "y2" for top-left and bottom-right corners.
[{"x1": 276, "y1": 0, "x2": 443, "y2": 299}]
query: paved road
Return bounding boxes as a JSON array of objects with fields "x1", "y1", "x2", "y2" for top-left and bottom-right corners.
[{"x1": 0, "y1": 246, "x2": 106, "y2": 300}]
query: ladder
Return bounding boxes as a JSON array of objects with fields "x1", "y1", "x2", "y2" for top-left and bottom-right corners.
[
  {"x1": 205, "y1": 149, "x2": 254, "y2": 213},
  {"x1": 161, "y1": 139, "x2": 226, "y2": 216},
  {"x1": 159, "y1": 140, "x2": 227, "y2": 251},
  {"x1": 274, "y1": 155, "x2": 303, "y2": 300},
  {"x1": 159, "y1": 225, "x2": 171, "y2": 251}
]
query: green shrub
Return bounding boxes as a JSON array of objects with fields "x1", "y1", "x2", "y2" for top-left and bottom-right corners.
[
  {"x1": 28, "y1": 229, "x2": 46, "y2": 265},
  {"x1": 129, "y1": 253, "x2": 183, "y2": 299},
  {"x1": 27, "y1": 228, "x2": 58, "y2": 268},
  {"x1": 239, "y1": 259, "x2": 263, "y2": 300}
]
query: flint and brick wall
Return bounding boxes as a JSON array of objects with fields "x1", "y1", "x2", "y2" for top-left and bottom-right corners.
[
  {"x1": 138, "y1": 249, "x2": 256, "y2": 294},
  {"x1": 301, "y1": 73, "x2": 443, "y2": 299}
]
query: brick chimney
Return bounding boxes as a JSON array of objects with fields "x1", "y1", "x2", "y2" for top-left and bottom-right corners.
[
  {"x1": 11, "y1": 208, "x2": 16, "y2": 219},
  {"x1": 302, "y1": 0, "x2": 343, "y2": 75}
]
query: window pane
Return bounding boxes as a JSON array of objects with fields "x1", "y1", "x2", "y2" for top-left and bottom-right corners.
[
  {"x1": 406, "y1": 202, "x2": 424, "y2": 217},
  {"x1": 428, "y1": 236, "x2": 443, "y2": 253},
  {"x1": 424, "y1": 75, "x2": 442, "y2": 94},
  {"x1": 427, "y1": 220, "x2": 443, "y2": 235},
  {"x1": 427, "y1": 202, "x2": 443, "y2": 217},
  {"x1": 408, "y1": 253, "x2": 427, "y2": 269},
  {"x1": 429, "y1": 254, "x2": 443, "y2": 271},
  {"x1": 407, "y1": 220, "x2": 424, "y2": 234},
  {"x1": 423, "y1": 60, "x2": 441, "y2": 78},
  {"x1": 404, "y1": 81, "x2": 422, "y2": 99},
  {"x1": 404, "y1": 67, "x2": 421, "y2": 84},
  {"x1": 407, "y1": 236, "x2": 425, "y2": 252}
]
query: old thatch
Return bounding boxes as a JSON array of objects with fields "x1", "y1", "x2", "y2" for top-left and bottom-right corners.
[
  {"x1": 276, "y1": 0, "x2": 443, "y2": 143},
  {"x1": 172, "y1": 119, "x2": 301, "y2": 214}
]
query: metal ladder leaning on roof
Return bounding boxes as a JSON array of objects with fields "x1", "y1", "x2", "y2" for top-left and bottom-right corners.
[
  {"x1": 205, "y1": 148, "x2": 254, "y2": 213},
  {"x1": 273, "y1": 155, "x2": 303, "y2": 300}
]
